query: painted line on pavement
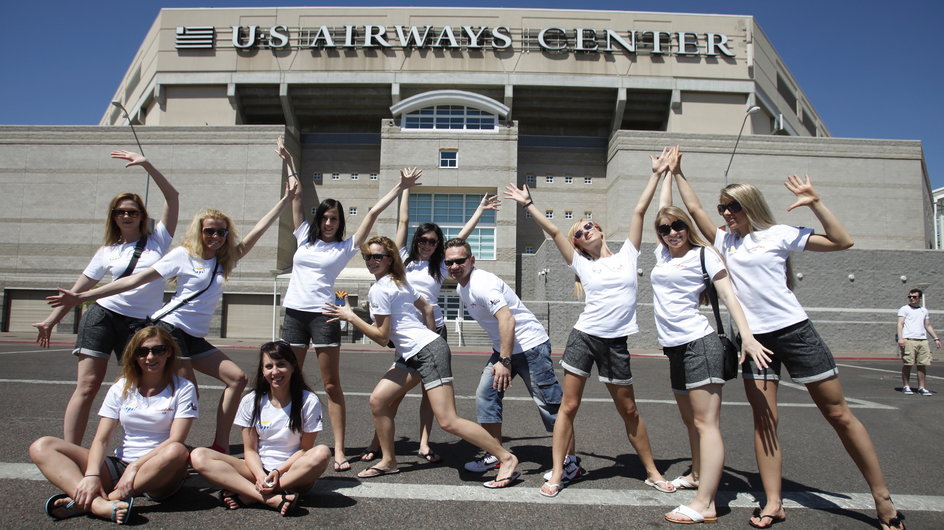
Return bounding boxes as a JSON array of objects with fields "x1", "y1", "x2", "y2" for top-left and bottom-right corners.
[
  {"x1": 837, "y1": 362, "x2": 944, "y2": 381},
  {"x1": 0, "y1": 348, "x2": 72, "y2": 355}
]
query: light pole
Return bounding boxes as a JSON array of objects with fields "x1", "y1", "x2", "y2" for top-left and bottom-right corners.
[
  {"x1": 723, "y1": 105, "x2": 761, "y2": 186},
  {"x1": 111, "y1": 100, "x2": 149, "y2": 206}
]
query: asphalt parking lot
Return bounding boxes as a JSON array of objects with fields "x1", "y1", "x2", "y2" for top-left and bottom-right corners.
[{"x1": 1, "y1": 332, "x2": 941, "y2": 528}]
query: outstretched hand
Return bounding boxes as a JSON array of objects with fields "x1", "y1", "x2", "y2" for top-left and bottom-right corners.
[
  {"x1": 667, "y1": 145, "x2": 683, "y2": 175},
  {"x1": 275, "y1": 135, "x2": 293, "y2": 163},
  {"x1": 111, "y1": 150, "x2": 147, "y2": 168},
  {"x1": 323, "y1": 297, "x2": 355, "y2": 323},
  {"x1": 32, "y1": 321, "x2": 53, "y2": 348},
  {"x1": 46, "y1": 288, "x2": 80, "y2": 309},
  {"x1": 650, "y1": 146, "x2": 672, "y2": 175},
  {"x1": 503, "y1": 183, "x2": 531, "y2": 205},
  {"x1": 478, "y1": 193, "x2": 501, "y2": 211},
  {"x1": 784, "y1": 174, "x2": 820, "y2": 211},
  {"x1": 399, "y1": 167, "x2": 423, "y2": 190}
]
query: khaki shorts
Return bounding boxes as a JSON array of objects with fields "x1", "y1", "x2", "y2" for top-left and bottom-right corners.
[{"x1": 902, "y1": 339, "x2": 932, "y2": 365}]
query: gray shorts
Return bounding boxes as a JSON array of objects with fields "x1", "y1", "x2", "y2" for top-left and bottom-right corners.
[
  {"x1": 282, "y1": 308, "x2": 341, "y2": 348},
  {"x1": 744, "y1": 320, "x2": 838, "y2": 384},
  {"x1": 396, "y1": 337, "x2": 453, "y2": 390},
  {"x1": 73, "y1": 303, "x2": 142, "y2": 361},
  {"x1": 663, "y1": 332, "x2": 729, "y2": 393},
  {"x1": 154, "y1": 321, "x2": 218, "y2": 360},
  {"x1": 560, "y1": 328, "x2": 633, "y2": 385}
]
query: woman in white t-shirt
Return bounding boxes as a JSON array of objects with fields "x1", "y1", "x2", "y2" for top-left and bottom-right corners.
[
  {"x1": 504, "y1": 148, "x2": 675, "y2": 498},
  {"x1": 30, "y1": 326, "x2": 197, "y2": 525},
  {"x1": 280, "y1": 160, "x2": 422, "y2": 473},
  {"x1": 324, "y1": 237, "x2": 521, "y2": 488},
  {"x1": 672, "y1": 157, "x2": 903, "y2": 529},
  {"x1": 191, "y1": 341, "x2": 329, "y2": 516},
  {"x1": 358, "y1": 188, "x2": 500, "y2": 464},
  {"x1": 48, "y1": 137, "x2": 297, "y2": 455},
  {"x1": 33, "y1": 151, "x2": 179, "y2": 446}
]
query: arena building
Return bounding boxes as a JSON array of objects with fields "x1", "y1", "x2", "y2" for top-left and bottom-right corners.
[{"x1": 0, "y1": 7, "x2": 935, "y2": 351}]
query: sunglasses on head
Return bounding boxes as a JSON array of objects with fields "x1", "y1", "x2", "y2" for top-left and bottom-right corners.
[
  {"x1": 134, "y1": 345, "x2": 168, "y2": 357},
  {"x1": 202, "y1": 227, "x2": 228, "y2": 237},
  {"x1": 417, "y1": 236, "x2": 439, "y2": 247},
  {"x1": 362, "y1": 253, "x2": 389, "y2": 262},
  {"x1": 112, "y1": 208, "x2": 141, "y2": 218},
  {"x1": 573, "y1": 222, "x2": 596, "y2": 240},
  {"x1": 657, "y1": 219, "x2": 688, "y2": 236},
  {"x1": 717, "y1": 200, "x2": 743, "y2": 215},
  {"x1": 444, "y1": 257, "x2": 469, "y2": 267}
]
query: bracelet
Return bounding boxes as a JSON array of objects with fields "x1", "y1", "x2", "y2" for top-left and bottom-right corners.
[
  {"x1": 287, "y1": 172, "x2": 297, "y2": 178},
  {"x1": 84, "y1": 474, "x2": 100, "y2": 477},
  {"x1": 522, "y1": 199, "x2": 533, "y2": 208}
]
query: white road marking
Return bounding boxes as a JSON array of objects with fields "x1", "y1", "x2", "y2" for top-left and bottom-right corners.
[
  {"x1": 0, "y1": 348, "x2": 71, "y2": 355},
  {"x1": 837, "y1": 362, "x2": 944, "y2": 381}
]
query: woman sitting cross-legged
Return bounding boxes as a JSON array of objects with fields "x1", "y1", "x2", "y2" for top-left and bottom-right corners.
[
  {"x1": 190, "y1": 341, "x2": 330, "y2": 516},
  {"x1": 29, "y1": 326, "x2": 197, "y2": 525}
]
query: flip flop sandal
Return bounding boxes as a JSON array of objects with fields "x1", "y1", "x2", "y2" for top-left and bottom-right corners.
[
  {"x1": 357, "y1": 466, "x2": 400, "y2": 478},
  {"x1": 748, "y1": 508, "x2": 787, "y2": 529},
  {"x1": 670, "y1": 476, "x2": 698, "y2": 490},
  {"x1": 418, "y1": 450, "x2": 442, "y2": 463},
  {"x1": 645, "y1": 479, "x2": 677, "y2": 493},
  {"x1": 664, "y1": 504, "x2": 718, "y2": 524},
  {"x1": 360, "y1": 448, "x2": 381, "y2": 462},
  {"x1": 333, "y1": 460, "x2": 352, "y2": 472},
  {"x1": 44, "y1": 493, "x2": 83, "y2": 521},
  {"x1": 111, "y1": 497, "x2": 135, "y2": 525},
  {"x1": 483, "y1": 470, "x2": 521, "y2": 489},
  {"x1": 879, "y1": 511, "x2": 906, "y2": 530},
  {"x1": 276, "y1": 492, "x2": 300, "y2": 517},
  {"x1": 539, "y1": 482, "x2": 562, "y2": 498},
  {"x1": 218, "y1": 490, "x2": 247, "y2": 510}
]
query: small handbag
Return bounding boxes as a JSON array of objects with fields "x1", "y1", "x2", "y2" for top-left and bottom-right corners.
[
  {"x1": 131, "y1": 260, "x2": 220, "y2": 334},
  {"x1": 700, "y1": 247, "x2": 739, "y2": 380}
]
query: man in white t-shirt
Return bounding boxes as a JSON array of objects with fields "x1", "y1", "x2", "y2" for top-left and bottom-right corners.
[
  {"x1": 445, "y1": 239, "x2": 579, "y2": 479},
  {"x1": 897, "y1": 289, "x2": 940, "y2": 396}
]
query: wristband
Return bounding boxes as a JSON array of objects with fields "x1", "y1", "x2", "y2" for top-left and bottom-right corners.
[
  {"x1": 522, "y1": 199, "x2": 533, "y2": 208},
  {"x1": 287, "y1": 172, "x2": 298, "y2": 178},
  {"x1": 84, "y1": 474, "x2": 100, "y2": 477}
]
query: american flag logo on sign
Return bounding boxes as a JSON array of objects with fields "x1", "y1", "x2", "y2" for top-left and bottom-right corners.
[{"x1": 176, "y1": 26, "x2": 215, "y2": 49}]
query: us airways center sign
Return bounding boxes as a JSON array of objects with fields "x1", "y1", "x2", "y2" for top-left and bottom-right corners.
[{"x1": 176, "y1": 24, "x2": 736, "y2": 57}]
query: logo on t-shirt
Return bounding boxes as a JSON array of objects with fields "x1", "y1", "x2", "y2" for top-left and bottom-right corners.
[
  {"x1": 185, "y1": 402, "x2": 197, "y2": 412},
  {"x1": 260, "y1": 420, "x2": 273, "y2": 431},
  {"x1": 489, "y1": 298, "x2": 501, "y2": 307}
]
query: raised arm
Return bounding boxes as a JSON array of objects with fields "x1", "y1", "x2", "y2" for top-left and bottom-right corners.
[
  {"x1": 236, "y1": 177, "x2": 298, "y2": 260},
  {"x1": 504, "y1": 184, "x2": 575, "y2": 265},
  {"x1": 671, "y1": 148, "x2": 718, "y2": 244},
  {"x1": 275, "y1": 136, "x2": 304, "y2": 230},
  {"x1": 33, "y1": 274, "x2": 100, "y2": 347},
  {"x1": 353, "y1": 167, "x2": 423, "y2": 248},
  {"x1": 658, "y1": 161, "x2": 673, "y2": 210},
  {"x1": 713, "y1": 272, "x2": 773, "y2": 368},
  {"x1": 47, "y1": 268, "x2": 163, "y2": 310},
  {"x1": 784, "y1": 175, "x2": 853, "y2": 252},
  {"x1": 111, "y1": 151, "x2": 180, "y2": 236},
  {"x1": 456, "y1": 193, "x2": 501, "y2": 240},
  {"x1": 628, "y1": 147, "x2": 672, "y2": 249},
  {"x1": 395, "y1": 188, "x2": 410, "y2": 249}
]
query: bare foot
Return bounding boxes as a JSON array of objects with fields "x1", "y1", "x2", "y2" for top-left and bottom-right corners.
[
  {"x1": 494, "y1": 453, "x2": 519, "y2": 482},
  {"x1": 876, "y1": 497, "x2": 905, "y2": 530},
  {"x1": 748, "y1": 504, "x2": 786, "y2": 528}
]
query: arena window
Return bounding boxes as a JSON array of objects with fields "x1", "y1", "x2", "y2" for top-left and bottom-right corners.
[
  {"x1": 403, "y1": 105, "x2": 497, "y2": 130},
  {"x1": 409, "y1": 193, "x2": 497, "y2": 259}
]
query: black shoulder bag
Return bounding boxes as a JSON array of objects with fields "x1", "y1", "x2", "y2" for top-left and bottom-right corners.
[
  {"x1": 118, "y1": 235, "x2": 149, "y2": 279},
  {"x1": 700, "y1": 247, "x2": 739, "y2": 381},
  {"x1": 133, "y1": 260, "x2": 220, "y2": 333}
]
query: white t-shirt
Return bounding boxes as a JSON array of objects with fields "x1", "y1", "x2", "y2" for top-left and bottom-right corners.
[
  {"x1": 651, "y1": 245, "x2": 726, "y2": 347},
  {"x1": 400, "y1": 247, "x2": 448, "y2": 328},
  {"x1": 569, "y1": 238, "x2": 640, "y2": 338},
  {"x1": 368, "y1": 275, "x2": 440, "y2": 359},
  {"x1": 151, "y1": 247, "x2": 226, "y2": 337},
  {"x1": 83, "y1": 223, "x2": 173, "y2": 319},
  {"x1": 899, "y1": 304, "x2": 930, "y2": 339},
  {"x1": 714, "y1": 225, "x2": 812, "y2": 334},
  {"x1": 234, "y1": 390, "x2": 323, "y2": 470},
  {"x1": 455, "y1": 268, "x2": 549, "y2": 353},
  {"x1": 98, "y1": 375, "x2": 198, "y2": 462},
  {"x1": 283, "y1": 221, "x2": 360, "y2": 312}
]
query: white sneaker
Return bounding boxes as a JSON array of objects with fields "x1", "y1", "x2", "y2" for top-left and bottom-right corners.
[
  {"x1": 542, "y1": 457, "x2": 586, "y2": 483},
  {"x1": 902, "y1": 386, "x2": 914, "y2": 395},
  {"x1": 918, "y1": 387, "x2": 933, "y2": 396},
  {"x1": 464, "y1": 453, "x2": 500, "y2": 472}
]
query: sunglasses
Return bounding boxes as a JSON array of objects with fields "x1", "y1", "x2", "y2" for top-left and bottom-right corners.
[
  {"x1": 657, "y1": 220, "x2": 688, "y2": 236},
  {"x1": 573, "y1": 222, "x2": 596, "y2": 240},
  {"x1": 112, "y1": 208, "x2": 141, "y2": 218},
  {"x1": 717, "y1": 200, "x2": 743, "y2": 215},
  {"x1": 417, "y1": 237, "x2": 439, "y2": 247},
  {"x1": 362, "y1": 253, "x2": 390, "y2": 262},
  {"x1": 444, "y1": 257, "x2": 469, "y2": 267},
  {"x1": 908, "y1": 295, "x2": 920, "y2": 299},
  {"x1": 134, "y1": 345, "x2": 168, "y2": 358},
  {"x1": 202, "y1": 227, "x2": 229, "y2": 237}
]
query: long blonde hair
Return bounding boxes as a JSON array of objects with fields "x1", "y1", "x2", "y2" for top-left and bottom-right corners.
[
  {"x1": 654, "y1": 206, "x2": 719, "y2": 305},
  {"x1": 103, "y1": 193, "x2": 151, "y2": 246},
  {"x1": 119, "y1": 326, "x2": 180, "y2": 399},
  {"x1": 565, "y1": 219, "x2": 602, "y2": 299},
  {"x1": 181, "y1": 209, "x2": 239, "y2": 279},
  {"x1": 720, "y1": 183, "x2": 794, "y2": 289},
  {"x1": 363, "y1": 236, "x2": 407, "y2": 287}
]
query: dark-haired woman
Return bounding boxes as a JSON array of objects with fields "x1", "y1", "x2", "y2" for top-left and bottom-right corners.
[
  {"x1": 673, "y1": 157, "x2": 903, "y2": 529},
  {"x1": 359, "y1": 188, "x2": 499, "y2": 463},
  {"x1": 190, "y1": 341, "x2": 330, "y2": 516},
  {"x1": 280, "y1": 159, "x2": 422, "y2": 472},
  {"x1": 33, "y1": 150, "x2": 178, "y2": 446},
  {"x1": 30, "y1": 326, "x2": 196, "y2": 524}
]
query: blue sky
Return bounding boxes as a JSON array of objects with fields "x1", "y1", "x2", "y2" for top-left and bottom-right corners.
[{"x1": 3, "y1": 1, "x2": 941, "y2": 188}]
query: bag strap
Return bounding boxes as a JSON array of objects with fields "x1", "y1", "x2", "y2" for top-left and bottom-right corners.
[
  {"x1": 700, "y1": 247, "x2": 727, "y2": 339},
  {"x1": 151, "y1": 260, "x2": 220, "y2": 323},
  {"x1": 117, "y1": 235, "x2": 149, "y2": 279}
]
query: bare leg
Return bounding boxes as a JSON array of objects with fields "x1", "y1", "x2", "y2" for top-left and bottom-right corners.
[
  {"x1": 279, "y1": 445, "x2": 331, "y2": 492},
  {"x1": 605, "y1": 383, "x2": 667, "y2": 484},
  {"x1": 666, "y1": 384, "x2": 723, "y2": 522},
  {"x1": 314, "y1": 346, "x2": 347, "y2": 466},
  {"x1": 673, "y1": 391, "x2": 700, "y2": 486},
  {"x1": 806, "y1": 377, "x2": 899, "y2": 527},
  {"x1": 63, "y1": 355, "x2": 108, "y2": 445},
  {"x1": 744, "y1": 378, "x2": 785, "y2": 527},
  {"x1": 481, "y1": 423, "x2": 502, "y2": 445},
  {"x1": 190, "y1": 352, "x2": 249, "y2": 451},
  {"x1": 917, "y1": 365, "x2": 927, "y2": 389},
  {"x1": 543, "y1": 372, "x2": 586, "y2": 492},
  {"x1": 360, "y1": 367, "x2": 419, "y2": 475},
  {"x1": 191, "y1": 447, "x2": 299, "y2": 514},
  {"x1": 418, "y1": 390, "x2": 436, "y2": 456},
  {"x1": 900, "y1": 365, "x2": 911, "y2": 388},
  {"x1": 117, "y1": 442, "x2": 190, "y2": 499}
]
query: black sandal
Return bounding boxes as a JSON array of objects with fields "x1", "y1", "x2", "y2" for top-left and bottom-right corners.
[
  {"x1": 879, "y1": 511, "x2": 905, "y2": 530},
  {"x1": 360, "y1": 448, "x2": 381, "y2": 461}
]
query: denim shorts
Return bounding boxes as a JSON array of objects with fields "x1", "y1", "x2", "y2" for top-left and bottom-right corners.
[
  {"x1": 154, "y1": 321, "x2": 218, "y2": 360},
  {"x1": 397, "y1": 337, "x2": 453, "y2": 390},
  {"x1": 475, "y1": 340, "x2": 561, "y2": 431},
  {"x1": 561, "y1": 329, "x2": 633, "y2": 385},
  {"x1": 282, "y1": 308, "x2": 341, "y2": 348},
  {"x1": 73, "y1": 303, "x2": 142, "y2": 361},
  {"x1": 663, "y1": 332, "x2": 728, "y2": 393},
  {"x1": 744, "y1": 320, "x2": 838, "y2": 384}
]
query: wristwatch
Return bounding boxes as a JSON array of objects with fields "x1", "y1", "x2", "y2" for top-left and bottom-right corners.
[{"x1": 499, "y1": 357, "x2": 512, "y2": 368}]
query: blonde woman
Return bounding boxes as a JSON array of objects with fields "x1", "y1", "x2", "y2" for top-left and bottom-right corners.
[
  {"x1": 672, "y1": 154, "x2": 903, "y2": 529},
  {"x1": 30, "y1": 326, "x2": 196, "y2": 524},
  {"x1": 49, "y1": 137, "x2": 297, "y2": 453}
]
